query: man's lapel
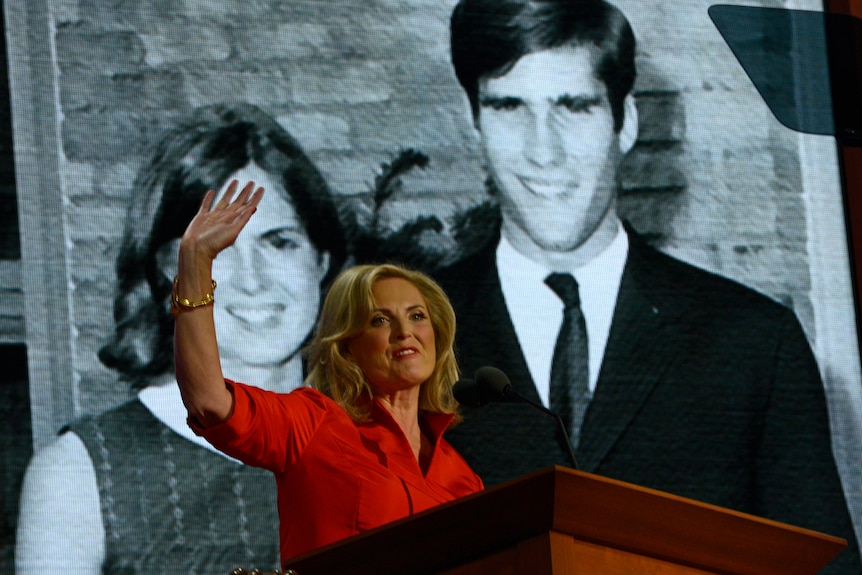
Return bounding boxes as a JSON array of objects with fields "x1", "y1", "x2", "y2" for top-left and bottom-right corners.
[
  {"x1": 576, "y1": 234, "x2": 683, "y2": 472},
  {"x1": 454, "y1": 251, "x2": 540, "y2": 402}
]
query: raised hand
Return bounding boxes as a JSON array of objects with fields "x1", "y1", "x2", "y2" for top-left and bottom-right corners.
[
  {"x1": 182, "y1": 180, "x2": 265, "y2": 261},
  {"x1": 174, "y1": 180, "x2": 265, "y2": 426}
]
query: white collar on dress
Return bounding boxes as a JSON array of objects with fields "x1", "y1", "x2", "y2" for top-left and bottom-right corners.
[{"x1": 138, "y1": 380, "x2": 240, "y2": 461}]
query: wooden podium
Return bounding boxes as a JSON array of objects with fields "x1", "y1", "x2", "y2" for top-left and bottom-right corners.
[{"x1": 283, "y1": 466, "x2": 846, "y2": 575}]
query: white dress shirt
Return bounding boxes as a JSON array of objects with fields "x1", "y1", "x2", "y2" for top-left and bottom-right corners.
[{"x1": 496, "y1": 221, "x2": 629, "y2": 407}]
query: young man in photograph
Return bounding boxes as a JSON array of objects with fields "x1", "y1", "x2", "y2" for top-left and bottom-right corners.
[{"x1": 436, "y1": 1, "x2": 859, "y2": 571}]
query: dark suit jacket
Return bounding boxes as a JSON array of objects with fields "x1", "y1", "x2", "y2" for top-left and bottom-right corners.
[{"x1": 435, "y1": 228, "x2": 860, "y2": 574}]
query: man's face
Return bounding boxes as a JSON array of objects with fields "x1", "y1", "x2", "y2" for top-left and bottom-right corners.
[{"x1": 477, "y1": 45, "x2": 636, "y2": 264}]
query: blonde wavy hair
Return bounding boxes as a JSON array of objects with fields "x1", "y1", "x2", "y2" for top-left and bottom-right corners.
[{"x1": 304, "y1": 263, "x2": 461, "y2": 423}]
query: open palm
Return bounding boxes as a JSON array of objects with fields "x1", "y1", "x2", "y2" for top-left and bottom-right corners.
[{"x1": 183, "y1": 180, "x2": 265, "y2": 260}]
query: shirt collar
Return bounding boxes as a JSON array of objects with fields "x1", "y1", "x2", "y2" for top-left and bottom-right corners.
[
  {"x1": 496, "y1": 221, "x2": 629, "y2": 397},
  {"x1": 139, "y1": 380, "x2": 242, "y2": 461},
  {"x1": 368, "y1": 395, "x2": 455, "y2": 443},
  {"x1": 497, "y1": 220, "x2": 628, "y2": 293}
]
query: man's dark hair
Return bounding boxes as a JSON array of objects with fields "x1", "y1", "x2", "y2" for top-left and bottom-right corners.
[{"x1": 450, "y1": 0, "x2": 636, "y2": 132}]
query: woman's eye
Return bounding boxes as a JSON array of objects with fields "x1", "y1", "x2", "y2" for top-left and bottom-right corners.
[
  {"x1": 269, "y1": 235, "x2": 300, "y2": 250},
  {"x1": 411, "y1": 311, "x2": 427, "y2": 321},
  {"x1": 262, "y1": 228, "x2": 305, "y2": 251},
  {"x1": 370, "y1": 316, "x2": 389, "y2": 327}
]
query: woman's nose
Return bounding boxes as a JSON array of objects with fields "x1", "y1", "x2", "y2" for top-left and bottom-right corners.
[
  {"x1": 390, "y1": 317, "x2": 411, "y2": 340},
  {"x1": 227, "y1": 245, "x2": 264, "y2": 293}
]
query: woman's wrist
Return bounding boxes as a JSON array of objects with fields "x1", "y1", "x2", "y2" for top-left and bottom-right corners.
[
  {"x1": 175, "y1": 240, "x2": 216, "y2": 300},
  {"x1": 171, "y1": 276, "x2": 217, "y2": 318}
]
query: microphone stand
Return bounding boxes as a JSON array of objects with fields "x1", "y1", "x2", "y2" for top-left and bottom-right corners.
[
  {"x1": 453, "y1": 370, "x2": 580, "y2": 471},
  {"x1": 499, "y1": 386, "x2": 580, "y2": 471}
]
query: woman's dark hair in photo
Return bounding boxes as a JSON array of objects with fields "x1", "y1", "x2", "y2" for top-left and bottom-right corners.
[{"x1": 99, "y1": 103, "x2": 346, "y2": 386}]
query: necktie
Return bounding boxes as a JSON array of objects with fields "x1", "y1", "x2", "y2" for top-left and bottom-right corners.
[{"x1": 545, "y1": 272, "x2": 591, "y2": 450}]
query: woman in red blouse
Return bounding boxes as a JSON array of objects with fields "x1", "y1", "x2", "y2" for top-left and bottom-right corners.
[{"x1": 172, "y1": 180, "x2": 484, "y2": 567}]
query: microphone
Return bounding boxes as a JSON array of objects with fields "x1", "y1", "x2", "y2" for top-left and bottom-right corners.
[
  {"x1": 451, "y1": 378, "x2": 487, "y2": 407},
  {"x1": 453, "y1": 366, "x2": 580, "y2": 470}
]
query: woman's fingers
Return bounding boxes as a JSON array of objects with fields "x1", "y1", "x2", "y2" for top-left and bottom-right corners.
[
  {"x1": 207, "y1": 180, "x2": 263, "y2": 213},
  {"x1": 221, "y1": 183, "x2": 263, "y2": 227},
  {"x1": 233, "y1": 180, "x2": 258, "y2": 206},
  {"x1": 186, "y1": 181, "x2": 265, "y2": 256},
  {"x1": 214, "y1": 179, "x2": 240, "y2": 210},
  {"x1": 247, "y1": 184, "x2": 265, "y2": 209},
  {"x1": 198, "y1": 189, "x2": 216, "y2": 213}
]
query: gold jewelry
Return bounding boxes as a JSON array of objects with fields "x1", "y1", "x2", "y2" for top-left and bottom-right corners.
[
  {"x1": 171, "y1": 275, "x2": 217, "y2": 318},
  {"x1": 229, "y1": 569, "x2": 296, "y2": 575}
]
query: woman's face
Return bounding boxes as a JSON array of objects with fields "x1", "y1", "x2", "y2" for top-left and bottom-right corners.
[
  {"x1": 211, "y1": 163, "x2": 330, "y2": 368},
  {"x1": 346, "y1": 277, "x2": 437, "y2": 396}
]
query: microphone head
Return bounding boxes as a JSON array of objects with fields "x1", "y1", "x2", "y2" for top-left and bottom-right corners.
[
  {"x1": 474, "y1": 366, "x2": 512, "y2": 398},
  {"x1": 463, "y1": 366, "x2": 580, "y2": 470},
  {"x1": 452, "y1": 378, "x2": 487, "y2": 407}
]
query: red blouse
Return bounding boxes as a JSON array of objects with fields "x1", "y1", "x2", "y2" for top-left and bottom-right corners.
[{"x1": 193, "y1": 381, "x2": 484, "y2": 564}]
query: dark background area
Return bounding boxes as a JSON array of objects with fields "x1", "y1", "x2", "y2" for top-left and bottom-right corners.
[
  {"x1": 0, "y1": 3, "x2": 19, "y2": 260},
  {"x1": 0, "y1": 4, "x2": 31, "y2": 573},
  {"x1": 0, "y1": 346, "x2": 30, "y2": 575}
]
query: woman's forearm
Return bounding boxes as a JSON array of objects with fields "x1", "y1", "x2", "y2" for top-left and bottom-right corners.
[
  {"x1": 173, "y1": 182, "x2": 263, "y2": 427},
  {"x1": 174, "y1": 245, "x2": 233, "y2": 427},
  {"x1": 173, "y1": 233, "x2": 234, "y2": 427}
]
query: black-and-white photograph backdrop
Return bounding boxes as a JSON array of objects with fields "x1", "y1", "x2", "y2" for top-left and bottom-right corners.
[{"x1": 2, "y1": 0, "x2": 861, "y2": 573}]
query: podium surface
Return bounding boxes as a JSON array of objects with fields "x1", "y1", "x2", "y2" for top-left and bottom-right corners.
[{"x1": 284, "y1": 466, "x2": 846, "y2": 575}]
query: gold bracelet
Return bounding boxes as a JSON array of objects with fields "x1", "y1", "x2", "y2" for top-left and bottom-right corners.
[{"x1": 171, "y1": 275, "x2": 217, "y2": 318}]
